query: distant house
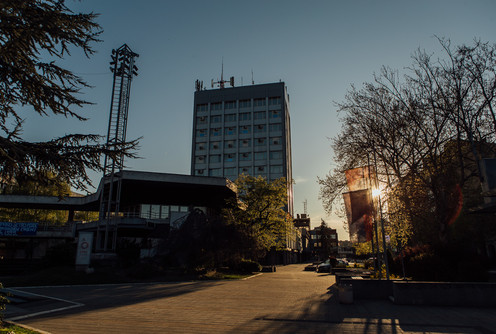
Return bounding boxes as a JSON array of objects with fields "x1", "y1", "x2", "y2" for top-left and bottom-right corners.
[
  {"x1": 308, "y1": 224, "x2": 338, "y2": 260},
  {"x1": 293, "y1": 213, "x2": 311, "y2": 261}
]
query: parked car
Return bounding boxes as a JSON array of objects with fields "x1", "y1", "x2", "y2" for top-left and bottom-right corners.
[
  {"x1": 304, "y1": 262, "x2": 320, "y2": 271},
  {"x1": 317, "y1": 259, "x2": 332, "y2": 273},
  {"x1": 336, "y1": 258, "x2": 348, "y2": 267}
]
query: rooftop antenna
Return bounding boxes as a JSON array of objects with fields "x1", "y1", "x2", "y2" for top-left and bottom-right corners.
[
  {"x1": 195, "y1": 79, "x2": 204, "y2": 91},
  {"x1": 303, "y1": 199, "x2": 308, "y2": 215},
  {"x1": 211, "y1": 58, "x2": 234, "y2": 89},
  {"x1": 251, "y1": 69, "x2": 254, "y2": 85},
  {"x1": 220, "y1": 58, "x2": 224, "y2": 88}
]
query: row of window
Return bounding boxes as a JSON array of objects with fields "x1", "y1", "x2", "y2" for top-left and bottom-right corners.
[
  {"x1": 196, "y1": 97, "x2": 281, "y2": 112},
  {"x1": 311, "y1": 234, "x2": 337, "y2": 239},
  {"x1": 195, "y1": 137, "x2": 281, "y2": 151},
  {"x1": 312, "y1": 242, "x2": 338, "y2": 248},
  {"x1": 195, "y1": 165, "x2": 283, "y2": 177},
  {"x1": 196, "y1": 123, "x2": 282, "y2": 137},
  {"x1": 195, "y1": 151, "x2": 283, "y2": 163},
  {"x1": 140, "y1": 204, "x2": 189, "y2": 219},
  {"x1": 196, "y1": 110, "x2": 281, "y2": 125}
]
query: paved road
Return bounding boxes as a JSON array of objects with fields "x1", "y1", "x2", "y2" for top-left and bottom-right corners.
[{"x1": 5, "y1": 263, "x2": 496, "y2": 333}]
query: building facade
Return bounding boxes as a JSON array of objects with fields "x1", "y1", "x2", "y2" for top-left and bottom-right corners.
[
  {"x1": 191, "y1": 82, "x2": 293, "y2": 214},
  {"x1": 294, "y1": 213, "x2": 312, "y2": 261},
  {"x1": 0, "y1": 171, "x2": 237, "y2": 265},
  {"x1": 309, "y1": 225, "x2": 338, "y2": 260}
]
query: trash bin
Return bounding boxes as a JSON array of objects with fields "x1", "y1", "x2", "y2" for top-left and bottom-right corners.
[{"x1": 338, "y1": 284, "x2": 353, "y2": 304}]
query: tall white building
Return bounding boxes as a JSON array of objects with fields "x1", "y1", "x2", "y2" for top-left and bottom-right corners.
[{"x1": 191, "y1": 82, "x2": 293, "y2": 215}]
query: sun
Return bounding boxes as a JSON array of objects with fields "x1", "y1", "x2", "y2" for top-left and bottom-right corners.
[{"x1": 372, "y1": 188, "x2": 382, "y2": 197}]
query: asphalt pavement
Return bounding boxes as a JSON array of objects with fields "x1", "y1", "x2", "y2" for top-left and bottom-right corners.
[{"x1": 4, "y1": 263, "x2": 496, "y2": 333}]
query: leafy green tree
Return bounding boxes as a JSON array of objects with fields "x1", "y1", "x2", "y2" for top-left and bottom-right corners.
[
  {"x1": 0, "y1": 171, "x2": 71, "y2": 224},
  {"x1": 224, "y1": 175, "x2": 294, "y2": 260},
  {"x1": 0, "y1": 282, "x2": 7, "y2": 322},
  {"x1": 0, "y1": 170, "x2": 100, "y2": 224},
  {"x1": 73, "y1": 210, "x2": 99, "y2": 222},
  {"x1": 0, "y1": 0, "x2": 138, "y2": 191}
]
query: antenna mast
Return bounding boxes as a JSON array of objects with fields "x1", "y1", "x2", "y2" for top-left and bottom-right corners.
[
  {"x1": 221, "y1": 59, "x2": 224, "y2": 88},
  {"x1": 98, "y1": 44, "x2": 139, "y2": 252},
  {"x1": 211, "y1": 58, "x2": 235, "y2": 89}
]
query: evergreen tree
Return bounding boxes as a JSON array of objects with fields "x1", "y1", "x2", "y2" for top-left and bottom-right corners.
[{"x1": 0, "y1": 0, "x2": 138, "y2": 191}]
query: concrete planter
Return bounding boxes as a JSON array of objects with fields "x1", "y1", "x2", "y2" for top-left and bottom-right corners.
[
  {"x1": 392, "y1": 281, "x2": 496, "y2": 307},
  {"x1": 338, "y1": 284, "x2": 354, "y2": 304},
  {"x1": 339, "y1": 278, "x2": 394, "y2": 300},
  {"x1": 337, "y1": 279, "x2": 496, "y2": 306}
]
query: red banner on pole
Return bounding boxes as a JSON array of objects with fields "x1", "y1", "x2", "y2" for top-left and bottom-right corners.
[
  {"x1": 345, "y1": 166, "x2": 374, "y2": 192},
  {"x1": 343, "y1": 188, "x2": 374, "y2": 243}
]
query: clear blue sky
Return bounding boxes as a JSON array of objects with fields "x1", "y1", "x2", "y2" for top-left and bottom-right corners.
[{"x1": 23, "y1": 0, "x2": 496, "y2": 239}]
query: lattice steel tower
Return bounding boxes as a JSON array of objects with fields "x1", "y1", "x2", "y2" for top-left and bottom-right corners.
[{"x1": 98, "y1": 44, "x2": 139, "y2": 251}]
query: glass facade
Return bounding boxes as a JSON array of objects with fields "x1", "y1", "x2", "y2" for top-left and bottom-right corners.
[{"x1": 140, "y1": 204, "x2": 171, "y2": 219}]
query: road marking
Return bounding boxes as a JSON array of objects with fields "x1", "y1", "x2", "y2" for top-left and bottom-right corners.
[
  {"x1": 5, "y1": 288, "x2": 84, "y2": 322},
  {"x1": 9, "y1": 281, "x2": 202, "y2": 289}
]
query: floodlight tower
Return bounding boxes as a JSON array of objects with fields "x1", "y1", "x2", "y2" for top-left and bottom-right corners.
[{"x1": 98, "y1": 44, "x2": 139, "y2": 252}]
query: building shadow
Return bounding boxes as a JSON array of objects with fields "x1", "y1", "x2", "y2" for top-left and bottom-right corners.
[
  {"x1": 228, "y1": 282, "x2": 496, "y2": 334},
  {"x1": 6, "y1": 280, "x2": 224, "y2": 321}
]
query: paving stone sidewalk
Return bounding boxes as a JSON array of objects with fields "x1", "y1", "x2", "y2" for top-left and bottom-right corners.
[{"x1": 5, "y1": 263, "x2": 496, "y2": 333}]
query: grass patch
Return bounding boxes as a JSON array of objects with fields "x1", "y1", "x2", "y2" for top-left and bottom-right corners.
[
  {"x1": 0, "y1": 322, "x2": 40, "y2": 333},
  {"x1": 221, "y1": 273, "x2": 251, "y2": 280},
  {"x1": 200, "y1": 269, "x2": 253, "y2": 280}
]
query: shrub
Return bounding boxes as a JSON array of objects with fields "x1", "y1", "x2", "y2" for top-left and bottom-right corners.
[
  {"x1": 364, "y1": 258, "x2": 376, "y2": 270},
  {"x1": 370, "y1": 265, "x2": 402, "y2": 279},
  {"x1": 43, "y1": 241, "x2": 77, "y2": 267},
  {"x1": 127, "y1": 262, "x2": 162, "y2": 279},
  {"x1": 232, "y1": 259, "x2": 261, "y2": 273},
  {"x1": 456, "y1": 259, "x2": 488, "y2": 282},
  {"x1": 116, "y1": 239, "x2": 141, "y2": 268},
  {"x1": 0, "y1": 282, "x2": 8, "y2": 322}
]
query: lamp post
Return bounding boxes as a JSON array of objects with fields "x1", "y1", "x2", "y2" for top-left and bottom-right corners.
[
  {"x1": 374, "y1": 190, "x2": 390, "y2": 280},
  {"x1": 372, "y1": 152, "x2": 390, "y2": 280}
]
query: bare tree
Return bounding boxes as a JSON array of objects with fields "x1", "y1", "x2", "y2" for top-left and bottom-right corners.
[{"x1": 320, "y1": 38, "x2": 496, "y2": 246}]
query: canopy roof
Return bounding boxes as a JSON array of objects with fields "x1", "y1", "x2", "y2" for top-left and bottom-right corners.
[{"x1": 0, "y1": 171, "x2": 236, "y2": 212}]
